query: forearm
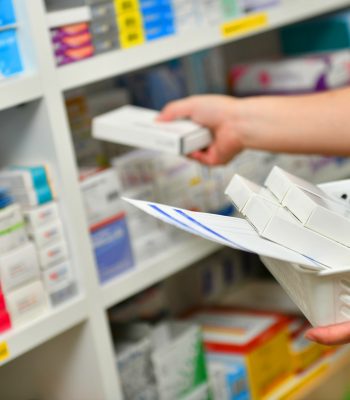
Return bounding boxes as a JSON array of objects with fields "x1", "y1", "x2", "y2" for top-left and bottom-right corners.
[{"x1": 236, "y1": 88, "x2": 350, "y2": 155}]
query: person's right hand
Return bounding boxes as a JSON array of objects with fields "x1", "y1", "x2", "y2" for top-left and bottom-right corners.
[{"x1": 158, "y1": 95, "x2": 245, "y2": 166}]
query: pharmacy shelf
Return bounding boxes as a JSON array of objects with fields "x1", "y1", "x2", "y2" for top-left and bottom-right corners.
[
  {"x1": 267, "y1": 346, "x2": 350, "y2": 400},
  {"x1": 58, "y1": 0, "x2": 350, "y2": 90},
  {"x1": 102, "y1": 236, "x2": 221, "y2": 309},
  {"x1": 0, "y1": 74, "x2": 43, "y2": 112},
  {"x1": 0, "y1": 296, "x2": 88, "y2": 367},
  {"x1": 47, "y1": 6, "x2": 91, "y2": 29}
]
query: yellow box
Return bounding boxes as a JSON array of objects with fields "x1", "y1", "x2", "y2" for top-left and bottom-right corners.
[
  {"x1": 117, "y1": 12, "x2": 143, "y2": 32},
  {"x1": 188, "y1": 308, "x2": 293, "y2": 400},
  {"x1": 114, "y1": 0, "x2": 139, "y2": 15},
  {"x1": 120, "y1": 29, "x2": 145, "y2": 48}
]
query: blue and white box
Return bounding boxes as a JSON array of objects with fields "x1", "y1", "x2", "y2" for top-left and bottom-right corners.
[
  {"x1": 0, "y1": 29, "x2": 23, "y2": 80},
  {"x1": 0, "y1": 0, "x2": 16, "y2": 28},
  {"x1": 91, "y1": 214, "x2": 134, "y2": 284}
]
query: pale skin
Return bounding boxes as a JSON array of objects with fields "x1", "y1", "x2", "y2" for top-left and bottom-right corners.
[{"x1": 158, "y1": 88, "x2": 350, "y2": 346}]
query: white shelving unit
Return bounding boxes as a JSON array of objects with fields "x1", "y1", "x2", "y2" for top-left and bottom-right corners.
[
  {"x1": 1, "y1": 0, "x2": 350, "y2": 398},
  {"x1": 0, "y1": 74, "x2": 42, "y2": 112}
]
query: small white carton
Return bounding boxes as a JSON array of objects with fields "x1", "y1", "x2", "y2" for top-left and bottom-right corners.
[
  {"x1": 224, "y1": 174, "x2": 276, "y2": 214},
  {"x1": 283, "y1": 186, "x2": 350, "y2": 247},
  {"x1": 39, "y1": 240, "x2": 69, "y2": 269},
  {"x1": 244, "y1": 195, "x2": 350, "y2": 270},
  {"x1": 265, "y1": 166, "x2": 338, "y2": 202},
  {"x1": 0, "y1": 242, "x2": 40, "y2": 293},
  {"x1": 92, "y1": 105, "x2": 212, "y2": 155},
  {"x1": 24, "y1": 202, "x2": 60, "y2": 230},
  {"x1": 5, "y1": 280, "x2": 47, "y2": 326},
  {"x1": 29, "y1": 220, "x2": 64, "y2": 249}
]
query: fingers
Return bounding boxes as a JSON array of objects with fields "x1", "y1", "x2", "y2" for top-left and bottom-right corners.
[
  {"x1": 305, "y1": 322, "x2": 350, "y2": 345},
  {"x1": 157, "y1": 98, "x2": 195, "y2": 122}
]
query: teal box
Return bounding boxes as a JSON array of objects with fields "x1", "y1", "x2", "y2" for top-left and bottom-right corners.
[
  {"x1": 0, "y1": 29, "x2": 23, "y2": 79},
  {"x1": 280, "y1": 12, "x2": 350, "y2": 56}
]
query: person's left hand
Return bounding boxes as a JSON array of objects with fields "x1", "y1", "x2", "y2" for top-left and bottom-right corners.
[{"x1": 306, "y1": 321, "x2": 350, "y2": 345}]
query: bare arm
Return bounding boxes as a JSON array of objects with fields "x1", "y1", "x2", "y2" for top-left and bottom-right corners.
[{"x1": 158, "y1": 88, "x2": 350, "y2": 165}]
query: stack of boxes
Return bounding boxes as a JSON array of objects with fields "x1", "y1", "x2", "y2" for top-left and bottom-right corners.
[
  {"x1": 114, "y1": 321, "x2": 211, "y2": 400},
  {"x1": 0, "y1": 165, "x2": 77, "y2": 334},
  {"x1": 80, "y1": 167, "x2": 134, "y2": 284},
  {"x1": 51, "y1": 22, "x2": 95, "y2": 66},
  {"x1": 89, "y1": 1, "x2": 119, "y2": 54},
  {"x1": 140, "y1": 0, "x2": 175, "y2": 41},
  {"x1": 0, "y1": 0, "x2": 24, "y2": 80},
  {"x1": 115, "y1": 0, "x2": 145, "y2": 49}
]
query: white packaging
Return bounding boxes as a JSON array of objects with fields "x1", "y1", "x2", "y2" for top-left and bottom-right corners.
[
  {"x1": 132, "y1": 230, "x2": 169, "y2": 264},
  {"x1": 265, "y1": 166, "x2": 338, "y2": 202},
  {"x1": 29, "y1": 220, "x2": 64, "y2": 249},
  {"x1": 225, "y1": 174, "x2": 276, "y2": 213},
  {"x1": 42, "y1": 261, "x2": 73, "y2": 294},
  {"x1": 0, "y1": 242, "x2": 40, "y2": 293},
  {"x1": 39, "y1": 240, "x2": 69, "y2": 269},
  {"x1": 283, "y1": 186, "x2": 350, "y2": 247},
  {"x1": 24, "y1": 202, "x2": 60, "y2": 230},
  {"x1": 0, "y1": 226, "x2": 27, "y2": 254},
  {"x1": 92, "y1": 105, "x2": 212, "y2": 155},
  {"x1": 244, "y1": 194, "x2": 350, "y2": 270},
  {"x1": 80, "y1": 168, "x2": 124, "y2": 225},
  {"x1": 0, "y1": 204, "x2": 23, "y2": 231},
  {"x1": 5, "y1": 280, "x2": 47, "y2": 326}
]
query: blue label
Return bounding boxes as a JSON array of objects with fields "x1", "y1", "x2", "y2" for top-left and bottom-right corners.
[
  {"x1": 0, "y1": 29, "x2": 23, "y2": 78},
  {"x1": 0, "y1": 0, "x2": 16, "y2": 27},
  {"x1": 13, "y1": 165, "x2": 49, "y2": 189},
  {"x1": 35, "y1": 185, "x2": 53, "y2": 205},
  {"x1": 91, "y1": 217, "x2": 134, "y2": 284}
]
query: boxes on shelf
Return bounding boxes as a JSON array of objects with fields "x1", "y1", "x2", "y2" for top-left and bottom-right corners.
[
  {"x1": 280, "y1": 11, "x2": 350, "y2": 55},
  {"x1": 187, "y1": 308, "x2": 293, "y2": 400},
  {"x1": 0, "y1": 29, "x2": 23, "y2": 80},
  {"x1": 51, "y1": 22, "x2": 95, "y2": 66},
  {"x1": 80, "y1": 168, "x2": 134, "y2": 283},
  {"x1": 230, "y1": 50, "x2": 350, "y2": 96},
  {"x1": 206, "y1": 353, "x2": 250, "y2": 400}
]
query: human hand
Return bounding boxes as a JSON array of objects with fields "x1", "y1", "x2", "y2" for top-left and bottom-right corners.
[
  {"x1": 306, "y1": 321, "x2": 350, "y2": 345},
  {"x1": 158, "y1": 95, "x2": 245, "y2": 166}
]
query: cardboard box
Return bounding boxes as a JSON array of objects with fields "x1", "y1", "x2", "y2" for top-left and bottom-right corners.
[
  {"x1": 24, "y1": 202, "x2": 60, "y2": 230},
  {"x1": 283, "y1": 186, "x2": 350, "y2": 247},
  {"x1": 39, "y1": 240, "x2": 69, "y2": 270},
  {"x1": 29, "y1": 220, "x2": 64, "y2": 249},
  {"x1": 207, "y1": 353, "x2": 250, "y2": 400},
  {"x1": 225, "y1": 174, "x2": 276, "y2": 213},
  {"x1": 90, "y1": 213, "x2": 134, "y2": 283},
  {"x1": 151, "y1": 322, "x2": 210, "y2": 400},
  {"x1": 92, "y1": 105, "x2": 212, "y2": 155},
  {"x1": 188, "y1": 308, "x2": 292, "y2": 400},
  {"x1": 244, "y1": 194, "x2": 350, "y2": 269},
  {"x1": 5, "y1": 280, "x2": 47, "y2": 326},
  {"x1": 0, "y1": 242, "x2": 40, "y2": 293}
]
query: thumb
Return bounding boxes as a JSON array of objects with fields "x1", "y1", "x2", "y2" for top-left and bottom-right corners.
[{"x1": 157, "y1": 98, "x2": 195, "y2": 122}]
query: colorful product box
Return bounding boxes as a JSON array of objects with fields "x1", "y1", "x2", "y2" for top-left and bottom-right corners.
[
  {"x1": 188, "y1": 308, "x2": 292, "y2": 400},
  {"x1": 0, "y1": 29, "x2": 23, "y2": 80},
  {"x1": 0, "y1": 0, "x2": 16, "y2": 28},
  {"x1": 151, "y1": 322, "x2": 210, "y2": 400},
  {"x1": 0, "y1": 289, "x2": 6, "y2": 311},
  {"x1": 90, "y1": 213, "x2": 134, "y2": 283},
  {"x1": 281, "y1": 12, "x2": 350, "y2": 56},
  {"x1": 288, "y1": 317, "x2": 325, "y2": 373},
  {"x1": 207, "y1": 353, "x2": 250, "y2": 400},
  {"x1": 51, "y1": 23, "x2": 91, "y2": 41},
  {"x1": 53, "y1": 32, "x2": 93, "y2": 53},
  {"x1": 0, "y1": 309, "x2": 11, "y2": 333},
  {"x1": 55, "y1": 44, "x2": 94, "y2": 66},
  {"x1": 230, "y1": 51, "x2": 350, "y2": 96}
]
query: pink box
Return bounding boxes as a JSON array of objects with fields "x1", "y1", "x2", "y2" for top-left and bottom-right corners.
[
  {"x1": 53, "y1": 32, "x2": 93, "y2": 53},
  {"x1": 0, "y1": 310, "x2": 11, "y2": 333},
  {"x1": 56, "y1": 45, "x2": 95, "y2": 66},
  {"x1": 51, "y1": 23, "x2": 90, "y2": 41}
]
